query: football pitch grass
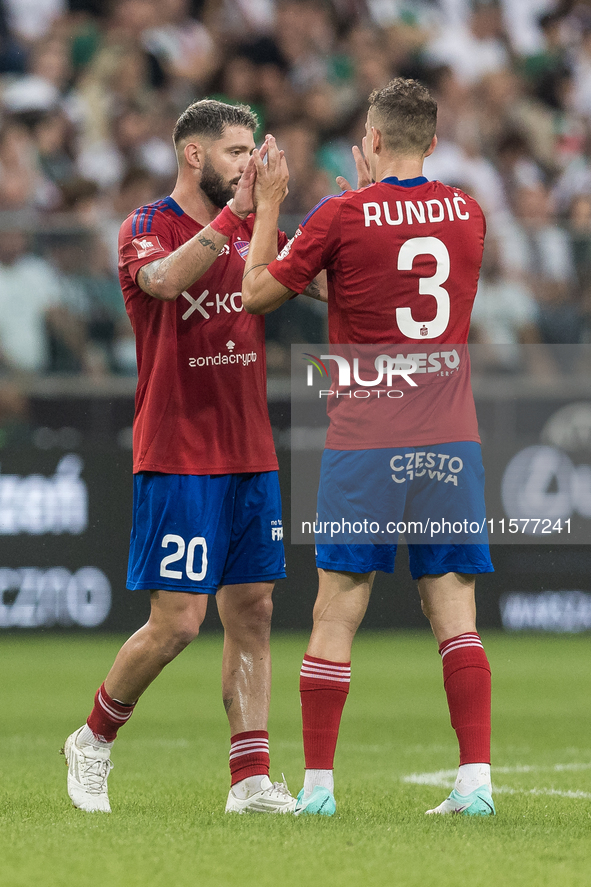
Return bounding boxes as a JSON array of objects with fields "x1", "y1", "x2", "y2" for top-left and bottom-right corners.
[{"x1": 1, "y1": 631, "x2": 590, "y2": 887}]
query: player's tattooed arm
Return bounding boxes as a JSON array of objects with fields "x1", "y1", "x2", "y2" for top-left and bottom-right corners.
[
  {"x1": 136, "y1": 225, "x2": 230, "y2": 301},
  {"x1": 302, "y1": 273, "x2": 327, "y2": 303},
  {"x1": 196, "y1": 233, "x2": 219, "y2": 253},
  {"x1": 137, "y1": 258, "x2": 169, "y2": 298}
]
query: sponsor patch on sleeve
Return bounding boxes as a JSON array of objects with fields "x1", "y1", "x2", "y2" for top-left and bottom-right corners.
[
  {"x1": 277, "y1": 227, "x2": 302, "y2": 260},
  {"x1": 132, "y1": 236, "x2": 165, "y2": 259}
]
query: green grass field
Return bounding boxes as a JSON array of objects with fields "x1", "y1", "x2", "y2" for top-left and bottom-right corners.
[{"x1": 1, "y1": 631, "x2": 590, "y2": 887}]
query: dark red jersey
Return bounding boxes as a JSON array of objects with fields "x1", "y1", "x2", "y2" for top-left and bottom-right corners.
[
  {"x1": 268, "y1": 177, "x2": 485, "y2": 448},
  {"x1": 119, "y1": 196, "x2": 286, "y2": 474}
]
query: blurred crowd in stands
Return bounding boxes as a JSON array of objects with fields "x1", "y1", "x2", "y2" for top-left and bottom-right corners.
[{"x1": 1, "y1": 0, "x2": 591, "y2": 382}]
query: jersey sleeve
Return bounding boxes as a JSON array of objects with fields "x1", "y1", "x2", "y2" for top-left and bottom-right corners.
[
  {"x1": 277, "y1": 229, "x2": 289, "y2": 252},
  {"x1": 464, "y1": 190, "x2": 486, "y2": 241},
  {"x1": 268, "y1": 195, "x2": 341, "y2": 293},
  {"x1": 118, "y1": 210, "x2": 175, "y2": 284}
]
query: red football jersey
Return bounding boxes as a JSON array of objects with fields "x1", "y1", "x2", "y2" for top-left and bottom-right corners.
[
  {"x1": 268, "y1": 177, "x2": 485, "y2": 448},
  {"x1": 119, "y1": 196, "x2": 285, "y2": 474}
]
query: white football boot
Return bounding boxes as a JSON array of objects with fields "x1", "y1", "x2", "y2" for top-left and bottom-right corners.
[
  {"x1": 425, "y1": 785, "x2": 495, "y2": 816},
  {"x1": 62, "y1": 726, "x2": 113, "y2": 812},
  {"x1": 225, "y1": 775, "x2": 296, "y2": 814}
]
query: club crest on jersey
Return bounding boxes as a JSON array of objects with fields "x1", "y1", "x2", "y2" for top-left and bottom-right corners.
[
  {"x1": 132, "y1": 236, "x2": 164, "y2": 259},
  {"x1": 234, "y1": 240, "x2": 250, "y2": 260}
]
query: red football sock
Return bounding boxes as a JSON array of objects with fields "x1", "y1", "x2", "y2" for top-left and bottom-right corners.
[
  {"x1": 439, "y1": 633, "x2": 491, "y2": 765},
  {"x1": 229, "y1": 731, "x2": 270, "y2": 785},
  {"x1": 300, "y1": 654, "x2": 351, "y2": 770},
  {"x1": 87, "y1": 682, "x2": 136, "y2": 742}
]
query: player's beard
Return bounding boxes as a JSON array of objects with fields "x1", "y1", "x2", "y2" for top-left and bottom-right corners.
[{"x1": 200, "y1": 156, "x2": 238, "y2": 209}]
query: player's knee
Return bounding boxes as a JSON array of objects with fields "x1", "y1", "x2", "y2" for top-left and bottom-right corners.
[
  {"x1": 420, "y1": 597, "x2": 431, "y2": 621},
  {"x1": 171, "y1": 621, "x2": 202, "y2": 649},
  {"x1": 156, "y1": 626, "x2": 198, "y2": 661},
  {"x1": 230, "y1": 592, "x2": 273, "y2": 640},
  {"x1": 150, "y1": 614, "x2": 203, "y2": 659},
  {"x1": 245, "y1": 593, "x2": 273, "y2": 633}
]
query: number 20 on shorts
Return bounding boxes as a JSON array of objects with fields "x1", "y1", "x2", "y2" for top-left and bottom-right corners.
[{"x1": 160, "y1": 534, "x2": 208, "y2": 581}]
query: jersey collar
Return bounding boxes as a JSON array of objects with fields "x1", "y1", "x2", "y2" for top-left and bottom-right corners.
[
  {"x1": 163, "y1": 196, "x2": 184, "y2": 215},
  {"x1": 380, "y1": 175, "x2": 429, "y2": 188}
]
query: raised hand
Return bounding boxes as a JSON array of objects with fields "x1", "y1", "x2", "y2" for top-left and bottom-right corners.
[
  {"x1": 252, "y1": 135, "x2": 289, "y2": 210},
  {"x1": 232, "y1": 141, "x2": 270, "y2": 216},
  {"x1": 335, "y1": 139, "x2": 372, "y2": 191}
]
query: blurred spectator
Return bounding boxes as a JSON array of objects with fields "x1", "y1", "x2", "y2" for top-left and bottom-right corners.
[
  {"x1": 344, "y1": 23, "x2": 392, "y2": 97},
  {"x1": 98, "y1": 165, "x2": 164, "y2": 275},
  {"x1": 34, "y1": 108, "x2": 77, "y2": 186},
  {"x1": 72, "y1": 39, "x2": 156, "y2": 188},
  {"x1": 495, "y1": 131, "x2": 545, "y2": 212},
  {"x1": 47, "y1": 230, "x2": 134, "y2": 374},
  {"x1": 498, "y1": 183, "x2": 583, "y2": 344},
  {"x1": 475, "y1": 69, "x2": 557, "y2": 175},
  {"x1": 274, "y1": 0, "x2": 336, "y2": 91},
  {"x1": 0, "y1": 380, "x2": 32, "y2": 448},
  {"x1": 143, "y1": 0, "x2": 217, "y2": 96},
  {"x1": 522, "y1": 11, "x2": 569, "y2": 94},
  {"x1": 568, "y1": 191, "x2": 591, "y2": 336},
  {"x1": 0, "y1": 0, "x2": 590, "y2": 377},
  {"x1": 425, "y1": 0, "x2": 509, "y2": 86},
  {"x1": 2, "y1": 34, "x2": 72, "y2": 116},
  {"x1": 0, "y1": 223, "x2": 77, "y2": 373},
  {"x1": 0, "y1": 384, "x2": 33, "y2": 450},
  {"x1": 470, "y1": 236, "x2": 542, "y2": 370},
  {"x1": 0, "y1": 119, "x2": 58, "y2": 209},
  {"x1": 0, "y1": 0, "x2": 27, "y2": 74},
  {"x1": 202, "y1": 0, "x2": 276, "y2": 42},
  {"x1": 317, "y1": 106, "x2": 366, "y2": 193},
  {"x1": 569, "y1": 21, "x2": 591, "y2": 118},
  {"x1": 3, "y1": 0, "x2": 65, "y2": 44},
  {"x1": 502, "y1": 0, "x2": 558, "y2": 58},
  {"x1": 273, "y1": 120, "x2": 334, "y2": 214},
  {"x1": 254, "y1": 51, "x2": 299, "y2": 129}
]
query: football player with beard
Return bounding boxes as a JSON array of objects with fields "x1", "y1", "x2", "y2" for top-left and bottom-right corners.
[{"x1": 63, "y1": 100, "x2": 323, "y2": 815}]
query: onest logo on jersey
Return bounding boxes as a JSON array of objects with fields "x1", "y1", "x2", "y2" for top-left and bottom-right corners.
[{"x1": 132, "y1": 236, "x2": 164, "y2": 259}]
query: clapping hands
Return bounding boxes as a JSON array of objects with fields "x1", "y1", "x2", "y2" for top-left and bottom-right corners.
[
  {"x1": 336, "y1": 137, "x2": 372, "y2": 191},
  {"x1": 251, "y1": 135, "x2": 290, "y2": 209}
]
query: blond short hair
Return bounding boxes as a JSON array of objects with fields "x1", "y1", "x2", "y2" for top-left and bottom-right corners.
[{"x1": 368, "y1": 78, "x2": 437, "y2": 155}]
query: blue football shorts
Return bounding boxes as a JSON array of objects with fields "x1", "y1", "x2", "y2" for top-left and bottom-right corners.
[
  {"x1": 127, "y1": 471, "x2": 286, "y2": 593},
  {"x1": 315, "y1": 442, "x2": 494, "y2": 580}
]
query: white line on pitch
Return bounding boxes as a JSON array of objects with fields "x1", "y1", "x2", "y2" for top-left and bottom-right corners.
[
  {"x1": 403, "y1": 764, "x2": 591, "y2": 800},
  {"x1": 403, "y1": 762, "x2": 591, "y2": 786},
  {"x1": 494, "y1": 785, "x2": 591, "y2": 800}
]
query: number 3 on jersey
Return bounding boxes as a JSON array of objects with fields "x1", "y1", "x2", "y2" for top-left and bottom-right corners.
[
  {"x1": 396, "y1": 236, "x2": 450, "y2": 339},
  {"x1": 160, "y1": 534, "x2": 208, "y2": 581}
]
